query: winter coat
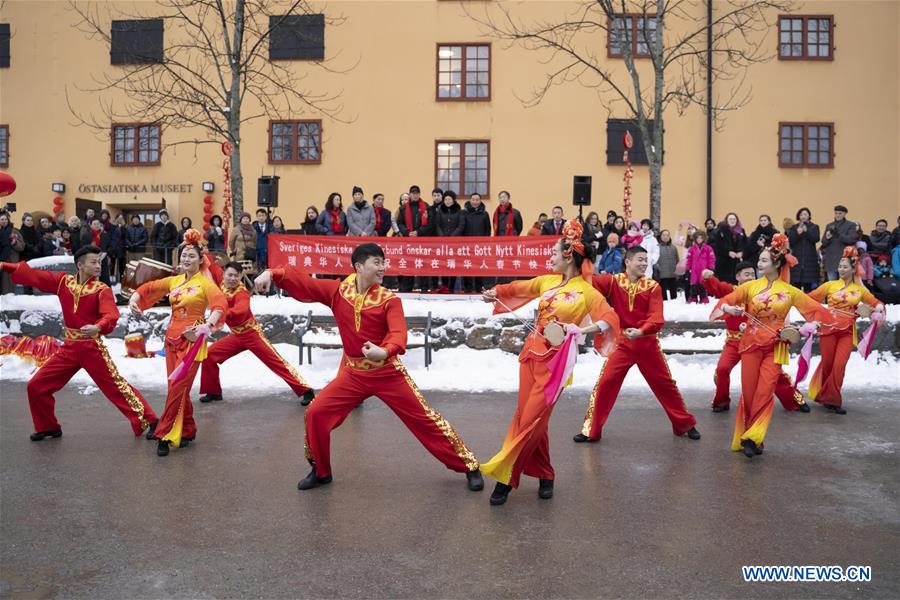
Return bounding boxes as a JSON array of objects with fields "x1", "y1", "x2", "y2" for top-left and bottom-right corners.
[
  {"x1": 686, "y1": 242, "x2": 716, "y2": 285},
  {"x1": 820, "y1": 218, "x2": 857, "y2": 272},
  {"x1": 462, "y1": 202, "x2": 491, "y2": 237},
  {"x1": 315, "y1": 210, "x2": 348, "y2": 235},
  {"x1": 788, "y1": 221, "x2": 821, "y2": 285},
  {"x1": 641, "y1": 230, "x2": 659, "y2": 277},
  {"x1": 656, "y1": 243, "x2": 679, "y2": 279},
  {"x1": 869, "y1": 230, "x2": 892, "y2": 255},
  {"x1": 433, "y1": 202, "x2": 465, "y2": 236},
  {"x1": 254, "y1": 220, "x2": 274, "y2": 257},
  {"x1": 150, "y1": 220, "x2": 178, "y2": 253},
  {"x1": 109, "y1": 224, "x2": 127, "y2": 256},
  {"x1": 300, "y1": 220, "x2": 318, "y2": 235},
  {"x1": 710, "y1": 223, "x2": 746, "y2": 282},
  {"x1": 206, "y1": 226, "x2": 226, "y2": 252},
  {"x1": 859, "y1": 255, "x2": 874, "y2": 282},
  {"x1": 80, "y1": 227, "x2": 111, "y2": 253},
  {"x1": 347, "y1": 201, "x2": 376, "y2": 236},
  {"x1": 125, "y1": 224, "x2": 149, "y2": 253},
  {"x1": 745, "y1": 224, "x2": 779, "y2": 265},
  {"x1": 374, "y1": 207, "x2": 393, "y2": 237},
  {"x1": 494, "y1": 207, "x2": 523, "y2": 236},
  {"x1": 892, "y1": 246, "x2": 900, "y2": 278},
  {"x1": 229, "y1": 226, "x2": 258, "y2": 263},
  {"x1": 595, "y1": 246, "x2": 623, "y2": 274},
  {"x1": 396, "y1": 200, "x2": 430, "y2": 236},
  {"x1": 19, "y1": 224, "x2": 44, "y2": 261},
  {"x1": 583, "y1": 221, "x2": 604, "y2": 252},
  {"x1": 0, "y1": 223, "x2": 23, "y2": 262}
]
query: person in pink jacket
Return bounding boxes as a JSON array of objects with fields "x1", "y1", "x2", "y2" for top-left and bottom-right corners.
[{"x1": 686, "y1": 230, "x2": 716, "y2": 303}]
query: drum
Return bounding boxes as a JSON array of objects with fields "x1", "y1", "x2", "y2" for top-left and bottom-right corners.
[
  {"x1": 856, "y1": 304, "x2": 874, "y2": 318},
  {"x1": 124, "y1": 333, "x2": 155, "y2": 358},
  {"x1": 779, "y1": 325, "x2": 801, "y2": 344},
  {"x1": 543, "y1": 321, "x2": 566, "y2": 347},
  {"x1": 121, "y1": 258, "x2": 174, "y2": 296}
]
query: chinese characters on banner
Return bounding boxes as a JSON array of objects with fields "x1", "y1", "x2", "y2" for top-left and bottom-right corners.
[{"x1": 267, "y1": 234, "x2": 557, "y2": 276}]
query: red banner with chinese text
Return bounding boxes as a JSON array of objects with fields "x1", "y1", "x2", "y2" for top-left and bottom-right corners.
[{"x1": 267, "y1": 234, "x2": 556, "y2": 276}]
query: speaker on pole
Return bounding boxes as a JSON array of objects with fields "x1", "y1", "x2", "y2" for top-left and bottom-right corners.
[
  {"x1": 573, "y1": 175, "x2": 592, "y2": 206},
  {"x1": 258, "y1": 175, "x2": 280, "y2": 208}
]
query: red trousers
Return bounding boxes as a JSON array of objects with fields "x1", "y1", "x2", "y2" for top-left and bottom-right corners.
[
  {"x1": 732, "y1": 346, "x2": 781, "y2": 450},
  {"x1": 713, "y1": 340, "x2": 804, "y2": 411},
  {"x1": 26, "y1": 338, "x2": 156, "y2": 435},
  {"x1": 304, "y1": 357, "x2": 479, "y2": 478},
  {"x1": 154, "y1": 337, "x2": 200, "y2": 444},
  {"x1": 581, "y1": 336, "x2": 697, "y2": 439},
  {"x1": 200, "y1": 328, "x2": 310, "y2": 396},
  {"x1": 811, "y1": 331, "x2": 853, "y2": 408}
]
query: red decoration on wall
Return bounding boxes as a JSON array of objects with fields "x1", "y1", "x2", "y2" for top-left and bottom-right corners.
[
  {"x1": 0, "y1": 172, "x2": 16, "y2": 198},
  {"x1": 221, "y1": 141, "x2": 233, "y2": 243},
  {"x1": 622, "y1": 130, "x2": 634, "y2": 223},
  {"x1": 53, "y1": 196, "x2": 64, "y2": 206},
  {"x1": 52, "y1": 205, "x2": 63, "y2": 214}
]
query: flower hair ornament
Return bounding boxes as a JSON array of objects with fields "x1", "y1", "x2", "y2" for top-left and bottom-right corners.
[
  {"x1": 180, "y1": 228, "x2": 206, "y2": 248},
  {"x1": 841, "y1": 246, "x2": 865, "y2": 284},
  {"x1": 765, "y1": 232, "x2": 797, "y2": 283},
  {"x1": 560, "y1": 219, "x2": 593, "y2": 280},
  {"x1": 178, "y1": 228, "x2": 215, "y2": 282}
]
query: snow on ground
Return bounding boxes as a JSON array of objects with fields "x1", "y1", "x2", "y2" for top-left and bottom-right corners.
[{"x1": 1, "y1": 337, "x2": 896, "y2": 397}]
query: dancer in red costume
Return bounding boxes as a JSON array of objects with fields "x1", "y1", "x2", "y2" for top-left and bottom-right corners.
[
  {"x1": 199, "y1": 261, "x2": 315, "y2": 405},
  {"x1": 711, "y1": 234, "x2": 832, "y2": 458},
  {"x1": 575, "y1": 245, "x2": 701, "y2": 443},
  {"x1": 481, "y1": 219, "x2": 619, "y2": 505},
  {"x1": 806, "y1": 247, "x2": 885, "y2": 414},
  {"x1": 2, "y1": 246, "x2": 157, "y2": 440},
  {"x1": 254, "y1": 243, "x2": 483, "y2": 492},
  {"x1": 129, "y1": 231, "x2": 226, "y2": 456},
  {"x1": 702, "y1": 262, "x2": 810, "y2": 413}
]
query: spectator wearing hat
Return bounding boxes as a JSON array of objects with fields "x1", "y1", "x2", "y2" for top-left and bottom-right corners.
[
  {"x1": 150, "y1": 209, "x2": 178, "y2": 265},
  {"x1": 821, "y1": 204, "x2": 857, "y2": 281},
  {"x1": 125, "y1": 214, "x2": 149, "y2": 260},
  {"x1": 347, "y1": 186, "x2": 376, "y2": 236},
  {"x1": 396, "y1": 185, "x2": 432, "y2": 292},
  {"x1": 602, "y1": 210, "x2": 618, "y2": 236},
  {"x1": 229, "y1": 211, "x2": 258, "y2": 268}
]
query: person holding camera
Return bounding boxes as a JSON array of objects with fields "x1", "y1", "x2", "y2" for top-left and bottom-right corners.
[
  {"x1": 820, "y1": 205, "x2": 857, "y2": 281},
  {"x1": 745, "y1": 214, "x2": 779, "y2": 266}
]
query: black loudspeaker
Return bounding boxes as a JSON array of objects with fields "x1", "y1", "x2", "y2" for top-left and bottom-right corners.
[
  {"x1": 258, "y1": 175, "x2": 280, "y2": 208},
  {"x1": 573, "y1": 175, "x2": 592, "y2": 206}
]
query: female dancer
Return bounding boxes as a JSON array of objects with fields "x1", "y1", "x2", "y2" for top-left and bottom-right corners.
[
  {"x1": 482, "y1": 220, "x2": 619, "y2": 505},
  {"x1": 711, "y1": 234, "x2": 831, "y2": 458},
  {"x1": 807, "y1": 247, "x2": 885, "y2": 414},
  {"x1": 129, "y1": 230, "x2": 226, "y2": 456}
]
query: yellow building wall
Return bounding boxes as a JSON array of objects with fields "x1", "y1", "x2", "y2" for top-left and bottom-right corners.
[{"x1": 0, "y1": 0, "x2": 897, "y2": 243}]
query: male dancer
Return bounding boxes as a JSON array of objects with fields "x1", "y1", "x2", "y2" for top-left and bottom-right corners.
[
  {"x1": 199, "y1": 261, "x2": 315, "y2": 405},
  {"x1": 254, "y1": 243, "x2": 483, "y2": 491},
  {"x1": 702, "y1": 264, "x2": 809, "y2": 413},
  {"x1": 1, "y1": 246, "x2": 157, "y2": 440},
  {"x1": 575, "y1": 246, "x2": 701, "y2": 442}
]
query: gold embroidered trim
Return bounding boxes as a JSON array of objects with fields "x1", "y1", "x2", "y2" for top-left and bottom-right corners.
[
  {"x1": 230, "y1": 318, "x2": 258, "y2": 335},
  {"x1": 222, "y1": 284, "x2": 247, "y2": 298},
  {"x1": 392, "y1": 358, "x2": 479, "y2": 471},
  {"x1": 726, "y1": 330, "x2": 743, "y2": 340},
  {"x1": 581, "y1": 356, "x2": 610, "y2": 437},
  {"x1": 344, "y1": 355, "x2": 387, "y2": 371},
  {"x1": 93, "y1": 338, "x2": 149, "y2": 430},
  {"x1": 614, "y1": 273, "x2": 658, "y2": 311},
  {"x1": 64, "y1": 275, "x2": 105, "y2": 313},
  {"x1": 251, "y1": 322, "x2": 311, "y2": 388},
  {"x1": 338, "y1": 274, "x2": 395, "y2": 332},
  {"x1": 64, "y1": 327, "x2": 100, "y2": 340}
]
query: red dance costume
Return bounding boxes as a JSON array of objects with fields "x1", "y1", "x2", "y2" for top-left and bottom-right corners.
[
  {"x1": 703, "y1": 275, "x2": 806, "y2": 411},
  {"x1": 271, "y1": 268, "x2": 479, "y2": 478},
  {"x1": 1, "y1": 261, "x2": 156, "y2": 436},
  {"x1": 135, "y1": 271, "x2": 227, "y2": 446},
  {"x1": 200, "y1": 264, "x2": 311, "y2": 397},
  {"x1": 580, "y1": 273, "x2": 697, "y2": 439}
]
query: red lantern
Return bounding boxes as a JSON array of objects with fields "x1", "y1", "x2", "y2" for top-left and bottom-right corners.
[
  {"x1": 52, "y1": 205, "x2": 63, "y2": 214},
  {"x1": 203, "y1": 203, "x2": 213, "y2": 215},
  {"x1": 53, "y1": 196, "x2": 64, "y2": 206},
  {"x1": 202, "y1": 214, "x2": 212, "y2": 224},
  {"x1": 0, "y1": 172, "x2": 16, "y2": 198},
  {"x1": 202, "y1": 223, "x2": 211, "y2": 232},
  {"x1": 203, "y1": 194, "x2": 213, "y2": 205}
]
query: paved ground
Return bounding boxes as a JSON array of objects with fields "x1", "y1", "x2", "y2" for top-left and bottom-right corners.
[{"x1": 1, "y1": 380, "x2": 898, "y2": 599}]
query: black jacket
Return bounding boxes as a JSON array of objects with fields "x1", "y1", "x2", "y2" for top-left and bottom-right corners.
[
  {"x1": 109, "y1": 224, "x2": 127, "y2": 255},
  {"x1": 788, "y1": 221, "x2": 821, "y2": 284},
  {"x1": 710, "y1": 223, "x2": 747, "y2": 282},
  {"x1": 434, "y1": 202, "x2": 464, "y2": 236},
  {"x1": 19, "y1": 224, "x2": 44, "y2": 260},
  {"x1": 493, "y1": 206, "x2": 523, "y2": 236},
  {"x1": 300, "y1": 220, "x2": 318, "y2": 235},
  {"x1": 125, "y1": 224, "x2": 149, "y2": 252},
  {"x1": 541, "y1": 219, "x2": 565, "y2": 236},
  {"x1": 374, "y1": 207, "x2": 393, "y2": 237},
  {"x1": 869, "y1": 230, "x2": 892, "y2": 254},
  {"x1": 462, "y1": 202, "x2": 491, "y2": 236},
  {"x1": 396, "y1": 200, "x2": 430, "y2": 236},
  {"x1": 150, "y1": 220, "x2": 178, "y2": 252},
  {"x1": 745, "y1": 224, "x2": 779, "y2": 264},
  {"x1": 80, "y1": 227, "x2": 111, "y2": 253}
]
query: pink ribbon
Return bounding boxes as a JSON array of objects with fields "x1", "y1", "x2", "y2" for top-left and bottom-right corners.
[
  {"x1": 544, "y1": 331, "x2": 580, "y2": 406},
  {"x1": 857, "y1": 311, "x2": 884, "y2": 360},
  {"x1": 794, "y1": 322, "x2": 818, "y2": 384},
  {"x1": 168, "y1": 325, "x2": 211, "y2": 382}
]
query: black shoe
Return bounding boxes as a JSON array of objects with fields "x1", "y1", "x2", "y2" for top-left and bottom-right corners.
[
  {"x1": 489, "y1": 482, "x2": 512, "y2": 506},
  {"x1": 798, "y1": 403, "x2": 810, "y2": 413},
  {"x1": 712, "y1": 405, "x2": 729, "y2": 413},
  {"x1": 301, "y1": 390, "x2": 315, "y2": 406},
  {"x1": 466, "y1": 469, "x2": 484, "y2": 491},
  {"x1": 297, "y1": 467, "x2": 333, "y2": 490},
  {"x1": 144, "y1": 420, "x2": 158, "y2": 440},
  {"x1": 826, "y1": 404, "x2": 847, "y2": 415},
  {"x1": 538, "y1": 479, "x2": 554, "y2": 499},
  {"x1": 157, "y1": 440, "x2": 170, "y2": 456},
  {"x1": 30, "y1": 429, "x2": 62, "y2": 442},
  {"x1": 179, "y1": 438, "x2": 192, "y2": 448},
  {"x1": 685, "y1": 427, "x2": 701, "y2": 440},
  {"x1": 199, "y1": 393, "x2": 222, "y2": 403},
  {"x1": 740, "y1": 439, "x2": 757, "y2": 459},
  {"x1": 573, "y1": 433, "x2": 599, "y2": 443},
  {"x1": 755, "y1": 443, "x2": 764, "y2": 455}
]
